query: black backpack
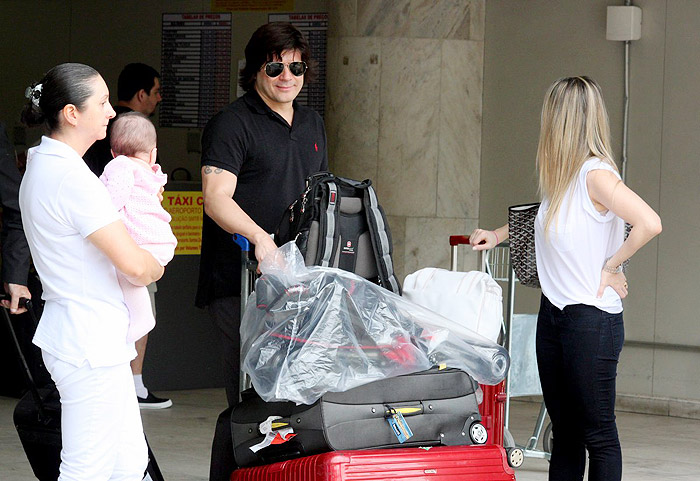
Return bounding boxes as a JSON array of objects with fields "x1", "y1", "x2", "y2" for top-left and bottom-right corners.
[{"x1": 275, "y1": 172, "x2": 401, "y2": 294}]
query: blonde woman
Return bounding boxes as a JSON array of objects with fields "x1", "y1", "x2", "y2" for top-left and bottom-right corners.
[{"x1": 470, "y1": 77, "x2": 661, "y2": 481}]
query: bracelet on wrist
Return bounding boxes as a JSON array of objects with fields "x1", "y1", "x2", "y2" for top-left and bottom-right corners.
[
  {"x1": 603, "y1": 256, "x2": 623, "y2": 274},
  {"x1": 492, "y1": 231, "x2": 499, "y2": 245}
]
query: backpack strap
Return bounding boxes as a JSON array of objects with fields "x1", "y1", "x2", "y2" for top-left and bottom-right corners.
[
  {"x1": 317, "y1": 180, "x2": 341, "y2": 267},
  {"x1": 362, "y1": 185, "x2": 402, "y2": 294}
]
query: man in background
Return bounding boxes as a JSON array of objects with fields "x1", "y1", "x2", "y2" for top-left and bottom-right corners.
[
  {"x1": 84, "y1": 62, "x2": 162, "y2": 176},
  {"x1": 1, "y1": 122, "x2": 31, "y2": 314},
  {"x1": 83, "y1": 63, "x2": 170, "y2": 410},
  {"x1": 1, "y1": 121, "x2": 51, "y2": 392}
]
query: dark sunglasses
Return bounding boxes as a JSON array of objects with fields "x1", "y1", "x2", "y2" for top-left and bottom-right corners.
[{"x1": 264, "y1": 61, "x2": 307, "y2": 78}]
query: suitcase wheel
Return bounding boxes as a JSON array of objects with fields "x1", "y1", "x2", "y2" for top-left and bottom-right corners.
[
  {"x1": 468, "y1": 421, "x2": 488, "y2": 444},
  {"x1": 543, "y1": 421, "x2": 554, "y2": 456},
  {"x1": 507, "y1": 447, "x2": 525, "y2": 468}
]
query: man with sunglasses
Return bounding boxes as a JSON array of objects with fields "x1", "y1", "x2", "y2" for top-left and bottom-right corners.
[{"x1": 196, "y1": 22, "x2": 328, "y2": 411}]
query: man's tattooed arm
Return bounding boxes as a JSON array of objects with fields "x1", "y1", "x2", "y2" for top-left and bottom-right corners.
[{"x1": 203, "y1": 166, "x2": 224, "y2": 175}]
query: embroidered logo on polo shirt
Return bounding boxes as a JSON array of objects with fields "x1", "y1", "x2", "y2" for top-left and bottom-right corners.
[{"x1": 314, "y1": 143, "x2": 318, "y2": 152}]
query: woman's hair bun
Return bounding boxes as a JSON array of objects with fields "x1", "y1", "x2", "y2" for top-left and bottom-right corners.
[
  {"x1": 20, "y1": 63, "x2": 99, "y2": 131},
  {"x1": 21, "y1": 83, "x2": 46, "y2": 127}
]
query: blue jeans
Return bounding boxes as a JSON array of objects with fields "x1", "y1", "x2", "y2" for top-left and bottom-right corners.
[{"x1": 537, "y1": 295, "x2": 624, "y2": 481}]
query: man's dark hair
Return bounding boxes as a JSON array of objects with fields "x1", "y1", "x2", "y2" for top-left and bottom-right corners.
[
  {"x1": 239, "y1": 22, "x2": 316, "y2": 92},
  {"x1": 117, "y1": 63, "x2": 160, "y2": 102}
]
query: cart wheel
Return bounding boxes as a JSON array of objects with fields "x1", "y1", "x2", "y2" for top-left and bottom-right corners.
[
  {"x1": 507, "y1": 447, "x2": 524, "y2": 469},
  {"x1": 469, "y1": 422, "x2": 488, "y2": 445},
  {"x1": 543, "y1": 421, "x2": 554, "y2": 455}
]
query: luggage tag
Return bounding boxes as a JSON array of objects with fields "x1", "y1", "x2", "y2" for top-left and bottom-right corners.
[
  {"x1": 384, "y1": 405, "x2": 413, "y2": 443},
  {"x1": 250, "y1": 416, "x2": 297, "y2": 453}
]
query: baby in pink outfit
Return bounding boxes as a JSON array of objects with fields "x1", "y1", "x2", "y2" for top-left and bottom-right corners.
[{"x1": 100, "y1": 112, "x2": 177, "y2": 343}]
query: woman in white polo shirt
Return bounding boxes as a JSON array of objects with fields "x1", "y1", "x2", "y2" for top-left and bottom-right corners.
[
  {"x1": 19, "y1": 63, "x2": 164, "y2": 480},
  {"x1": 469, "y1": 77, "x2": 661, "y2": 481}
]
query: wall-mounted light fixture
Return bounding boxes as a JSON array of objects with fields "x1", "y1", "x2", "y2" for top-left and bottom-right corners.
[{"x1": 606, "y1": 6, "x2": 642, "y2": 41}]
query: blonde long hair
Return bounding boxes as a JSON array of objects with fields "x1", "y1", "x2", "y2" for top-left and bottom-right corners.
[{"x1": 536, "y1": 76, "x2": 618, "y2": 234}]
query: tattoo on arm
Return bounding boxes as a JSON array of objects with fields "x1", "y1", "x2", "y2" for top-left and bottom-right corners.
[{"x1": 203, "y1": 166, "x2": 224, "y2": 175}]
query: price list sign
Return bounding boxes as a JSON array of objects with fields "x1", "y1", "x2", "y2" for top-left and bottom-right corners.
[
  {"x1": 269, "y1": 13, "x2": 328, "y2": 118},
  {"x1": 160, "y1": 13, "x2": 232, "y2": 128}
]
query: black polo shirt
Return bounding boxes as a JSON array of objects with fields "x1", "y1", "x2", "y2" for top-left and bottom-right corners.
[{"x1": 195, "y1": 90, "x2": 328, "y2": 307}]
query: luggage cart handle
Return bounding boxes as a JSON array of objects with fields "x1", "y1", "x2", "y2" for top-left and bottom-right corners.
[
  {"x1": 449, "y1": 235, "x2": 487, "y2": 272},
  {"x1": 233, "y1": 233, "x2": 258, "y2": 276},
  {"x1": 233, "y1": 233, "x2": 251, "y2": 252},
  {"x1": 450, "y1": 235, "x2": 490, "y2": 247},
  {"x1": 449, "y1": 235, "x2": 471, "y2": 246},
  {"x1": 232, "y1": 234, "x2": 257, "y2": 305}
]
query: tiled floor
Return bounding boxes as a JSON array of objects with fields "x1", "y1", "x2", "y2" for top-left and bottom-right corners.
[
  {"x1": 2, "y1": 389, "x2": 699, "y2": 480},
  {"x1": 505, "y1": 400, "x2": 700, "y2": 480}
]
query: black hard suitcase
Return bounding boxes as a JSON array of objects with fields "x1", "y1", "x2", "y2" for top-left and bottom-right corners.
[
  {"x1": 210, "y1": 406, "x2": 237, "y2": 481},
  {"x1": 231, "y1": 367, "x2": 487, "y2": 468},
  {"x1": 3, "y1": 299, "x2": 165, "y2": 481},
  {"x1": 13, "y1": 386, "x2": 62, "y2": 480}
]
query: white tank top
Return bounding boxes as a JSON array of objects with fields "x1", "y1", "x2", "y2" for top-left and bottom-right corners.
[{"x1": 534, "y1": 158, "x2": 624, "y2": 313}]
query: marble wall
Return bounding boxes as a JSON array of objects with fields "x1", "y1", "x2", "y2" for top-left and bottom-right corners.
[{"x1": 325, "y1": 0, "x2": 485, "y2": 281}]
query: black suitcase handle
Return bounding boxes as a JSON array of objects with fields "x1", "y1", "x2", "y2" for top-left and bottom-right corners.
[{"x1": 1, "y1": 296, "x2": 51, "y2": 417}]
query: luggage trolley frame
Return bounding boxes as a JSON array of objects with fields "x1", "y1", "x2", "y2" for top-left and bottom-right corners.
[
  {"x1": 207, "y1": 234, "x2": 260, "y2": 481},
  {"x1": 227, "y1": 235, "x2": 517, "y2": 480},
  {"x1": 452, "y1": 236, "x2": 552, "y2": 462},
  {"x1": 488, "y1": 241, "x2": 552, "y2": 461},
  {"x1": 448, "y1": 236, "x2": 524, "y2": 469},
  {"x1": 233, "y1": 233, "x2": 258, "y2": 396}
]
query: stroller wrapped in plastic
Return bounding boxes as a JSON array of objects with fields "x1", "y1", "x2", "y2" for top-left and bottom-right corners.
[{"x1": 241, "y1": 242, "x2": 509, "y2": 405}]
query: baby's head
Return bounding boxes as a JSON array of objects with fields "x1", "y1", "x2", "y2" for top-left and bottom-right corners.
[{"x1": 110, "y1": 111, "x2": 157, "y2": 162}]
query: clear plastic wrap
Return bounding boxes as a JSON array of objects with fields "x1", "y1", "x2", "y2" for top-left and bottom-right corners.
[{"x1": 240, "y1": 242, "x2": 510, "y2": 405}]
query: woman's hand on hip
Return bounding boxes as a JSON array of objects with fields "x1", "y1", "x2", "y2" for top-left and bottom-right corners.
[{"x1": 597, "y1": 270, "x2": 628, "y2": 299}]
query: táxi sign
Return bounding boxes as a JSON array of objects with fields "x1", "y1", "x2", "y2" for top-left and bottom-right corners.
[{"x1": 162, "y1": 191, "x2": 204, "y2": 255}]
